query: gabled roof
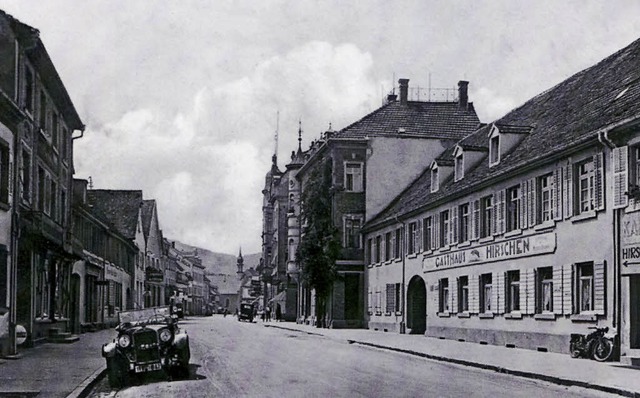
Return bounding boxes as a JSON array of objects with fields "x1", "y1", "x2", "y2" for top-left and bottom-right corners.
[
  {"x1": 141, "y1": 200, "x2": 156, "y2": 240},
  {"x1": 335, "y1": 100, "x2": 480, "y2": 140},
  {"x1": 366, "y1": 37, "x2": 640, "y2": 230},
  {"x1": 86, "y1": 190, "x2": 143, "y2": 240}
]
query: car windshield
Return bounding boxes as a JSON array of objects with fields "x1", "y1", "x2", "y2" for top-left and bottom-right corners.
[{"x1": 118, "y1": 306, "x2": 171, "y2": 325}]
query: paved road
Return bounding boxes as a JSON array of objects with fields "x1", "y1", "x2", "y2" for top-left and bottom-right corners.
[{"x1": 88, "y1": 315, "x2": 618, "y2": 397}]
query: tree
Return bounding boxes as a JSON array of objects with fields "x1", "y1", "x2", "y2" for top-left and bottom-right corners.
[{"x1": 296, "y1": 158, "x2": 341, "y2": 328}]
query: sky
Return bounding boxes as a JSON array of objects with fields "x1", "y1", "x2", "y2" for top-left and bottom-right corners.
[{"x1": 1, "y1": 1, "x2": 639, "y2": 257}]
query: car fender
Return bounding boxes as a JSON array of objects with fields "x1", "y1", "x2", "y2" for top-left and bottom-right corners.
[
  {"x1": 173, "y1": 331, "x2": 189, "y2": 350},
  {"x1": 102, "y1": 341, "x2": 118, "y2": 358}
]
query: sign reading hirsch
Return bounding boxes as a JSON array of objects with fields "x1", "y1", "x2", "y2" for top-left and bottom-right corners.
[{"x1": 423, "y1": 232, "x2": 556, "y2": 272}]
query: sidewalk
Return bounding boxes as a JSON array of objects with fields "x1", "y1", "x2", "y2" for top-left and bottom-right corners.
[
  {"x1": 264, "y1": 322, "x2": 640, "y2": 397},
  {"x1": 0, "y1": 328, "x2": 115, "y2": 398}
]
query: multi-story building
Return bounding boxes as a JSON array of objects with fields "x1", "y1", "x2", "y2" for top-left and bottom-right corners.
[
  {"x1": 363, "y1": 38, "x2": 640, "y2": 358},
  {"x1": 71, "y1": 179, "x2": 137, "y2": 330},
  {"x1": 0, "y1": 10, "x2": 85, "y2": 351},
  {"x1": 141, "y1": 199, "x2": 165, "y2": 307},
  {"x1": 295, "y1": 79, "x2": 480, "y2": 328}
]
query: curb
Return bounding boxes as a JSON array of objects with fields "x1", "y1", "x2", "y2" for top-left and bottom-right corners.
[
  {"x1": 66, "y1": 367, "x2": 106, "y2": 398},
  {"x1": 266, "y1": 324, "x2": 639, "y2": 398}
]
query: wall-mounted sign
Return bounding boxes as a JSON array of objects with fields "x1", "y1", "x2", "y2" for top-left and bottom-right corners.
[
  {"x1": 146, "y1": 267, "x2": 164, "y2": 283},
  {"x1": 621, "y1": 211, "x2": 640, "y2": 275},
  {"x1": 16, "y1": 324, "x2": 27, "y2": 345},
  {"x1": 423, "y1": 232, "x2": 556, "y2": 272}
]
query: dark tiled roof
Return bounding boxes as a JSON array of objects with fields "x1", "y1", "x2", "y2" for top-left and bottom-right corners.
[
  {"x1": 335, "y1": 100, "x2": 481, "y2": 140},
  {"x1": 86, "y1": 190, "x2": 143, "y2": 240},
  {"x1": 367, "y1": 37, "x2": 640, "y2": 229},
  {"x1": 141, "y1": 200, "x2": 155, "y2": 240}
]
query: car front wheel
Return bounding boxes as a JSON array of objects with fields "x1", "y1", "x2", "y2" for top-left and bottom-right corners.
[{"x1": 107, "y1": 357, "x2": 129, "y2": 388}]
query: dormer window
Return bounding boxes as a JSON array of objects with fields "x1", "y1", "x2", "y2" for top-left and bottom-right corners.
[
  {"x1": 454, "y1": 147, "x2": 464, "y2": 181},
  {"x1": 431, "y1": 164, "x2": 439, "y2": 193},
  {"x1": 489, "y1": 135, "x2": 500, "y2": 166}
]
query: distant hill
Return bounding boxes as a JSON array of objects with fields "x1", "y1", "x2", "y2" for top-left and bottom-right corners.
[{"x1": 170, "y1": 240, "x2": 261, "y2": 294}]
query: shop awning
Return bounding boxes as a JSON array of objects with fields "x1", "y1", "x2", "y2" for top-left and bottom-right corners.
[{"x1": 268, "y1": 291, "x2": 287, "y2": 303}]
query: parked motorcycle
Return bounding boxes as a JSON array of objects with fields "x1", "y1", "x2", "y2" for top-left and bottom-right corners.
[{"x1": 570, "y1": 326, "x2": 616, "y2": 362}]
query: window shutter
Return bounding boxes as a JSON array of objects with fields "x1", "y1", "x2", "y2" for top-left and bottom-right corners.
[
  {"x1": 594, "y1": 151, "x2": 605, "y2": 211},
  {"x1": 525, "y1": 268, "x2": 535, "y2": 314},
  {"x1": 553, "y1": 266, "x2": 563, "y2": 315},
  {"x1": 451, "y1": 206, "x2": 459, "y2": 245},
  {"x1": 594, "y1": 261, "x2": 606, "y2": 315},
  {"x1": 450, "y1": 277, "x2": 457, "y2": 314},
  {"x1": 563, "y1": 162, "x2": 574, "y2": 219},
  {"x1": 391, "y1": 233, "x2": 396, "y2": 259},
  {"x1": 469, "y1": 274, "x2": 479, "y2": 314},
  {"x1": 552, "y1": 167, "x2": 563, "y2": 220},
  {"x1": 496, "y1": 272, "x2": 505, "y2": 314},
  {"x1": 367, "y1": 289, "x2": 372, "y2": 313},
  {"x1": 612, "y1": 146, "x2": 629, "y2": 209},
  {"x1": 490, "y1": 272, "x2": 498, "y2": 313},
  {"x1": 472, "y1": 200, "x2": 480, "y2": 240},
  {"x1": 386, "y1": 284, "x2": 394, "y2": 313},
  {"x1": 7, "y1": 151, "x2": 13, "y2": 206},
  {"x1": 433, "y1": 213, "x2": 440, "y2": 250},
  {"x1": 497, "y1": 189, "x2": 506, "y2": 234},
  {"x1": 562, "y1": 264, "x2": 574, "y2": 315},
  {"x1": 520, "y1": 181, "x2": 528, "y2": 229},
  {"x1": 416, "y1": 221, "x2": 422, "y2": 252},
  {"x1": 528, "y1": 177, "x2": 537, "y2": 227}
]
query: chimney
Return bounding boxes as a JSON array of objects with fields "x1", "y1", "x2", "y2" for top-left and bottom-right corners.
[
  {"x1": 458, "y1": 80, "x2": 469, "y2": 110},
  {"x1": 399, "y1": 78, "x2": 409, "y2": 105}
]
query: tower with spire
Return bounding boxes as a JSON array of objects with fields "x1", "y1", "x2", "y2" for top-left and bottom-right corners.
[{"x1": 236, "y1": 247, "x2": 244, "y2": 279}]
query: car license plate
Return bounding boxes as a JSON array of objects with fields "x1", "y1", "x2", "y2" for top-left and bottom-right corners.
[{"x1": 135, "y1": 362, "x2": 162, "y2": 373}]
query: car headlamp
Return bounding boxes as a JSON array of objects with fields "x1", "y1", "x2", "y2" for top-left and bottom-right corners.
[
  {"x1": 159, "y1": 328, "x2": 173, "y2": 343},
  {"x1": 118, "y1": 334, "x2": 131, "y2": 348}
]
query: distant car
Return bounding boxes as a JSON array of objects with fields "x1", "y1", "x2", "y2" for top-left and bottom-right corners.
[
  {"x1": 101, "y1": 306, "x2": 190, "y2": 388},
  {"x1": 238, "y1": 303, "x2": 254, "y2": 322},
  {"x1": 172, "y1": 302, "x2": 184, "y2": 319}
]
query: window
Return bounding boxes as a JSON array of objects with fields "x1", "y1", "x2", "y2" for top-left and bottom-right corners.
[
  {"x1": 577, "y1": 262, "x2": 594, "y2": 312},
  {"x1": 423, "y1": 217, "x2": 432, "y2": 251},
  {"x1": 52, "y1": 112, "x2": 59, "y2": 148},
  {"x1": 375, "y1": 235, "x2": 381, "y2": 263},
  {"x1": 367, "y1": 238, "x2": 372, "y2": 264},
  {"x1": 38, "y1": 166, "x2": 45, "y2": 211},
  {"x1": 577, "y1": 159, "x2": 595, "y2": 214},
  {"x1": 458, "y1": 276, "x2": 469, "y2": 312},
  {"x1": 539, "y1": 174, "x2": 553, "y2": 222},
  {"x1": 480, "y1": 195, "x2": 493, "y2": 238},
  {"x1": 0, "y1": 141, "x2": 9, "y2": 205},
  {"x1": 440, "y1": 210, "x2": 450, "y2": 247},
  {"x1": 62, "y1": 128, "x2": 69, "y2": 161},
  {"x1": 480, "y1": 273, "x2": 492, "y2": 313},
  {"x1": 24, "y1": 67, "x2": 34, "y2": 113},
  {"x1": 506, "y1": 185, "x2": 520, "y2": 232},
  {"x1": 634, "y1": 146, "x2": 640, "y2": 187},
  {"x1": 384, "y1": 232, "x2": 392, "y2": 261},
  {"x1": 439, "y1": 278, "x2": 449, "y2": 313},
  {"x1": 386, "y1": 283, "x2": 401, "y2": 313},
  {"x1": 431, "y1": 165, "x2": 439, "y2": 192},
  {"x1": 459, "y1": 203, "x2": 470, "y2": 243},
  {"x1": 39, "y1": 91, "x2": 47, "y2": 130},
  {"x1": 51, "y1": 180, "x2": 57, "y2": 222},
  {"x1": 489, "y1": 135, "x2": 500, "y2": 166},
  {"x1": 506, "y1": 270, "x2": 520, "y2": 312},
  {"x1": 344, "y1": 162, "x2": 363, "y2": 192},
  {"x1": 344, "y1": 216, "x2": 362, "y2": 248},
  {"x1": 21, "y1": 149, "x2": 31, "y2": 202},
  {"x1": 408, "y1": 222, "x2": 417, "y2": 254},
  {"x1": 537, "y1": 267, "x2": 553, "y2": 313},
  {"x1": 455, "y1": 152, "x2": 464, "y2": 181},
  {"x1": 394, "y1": 228, "x2": 402, "y2": 258}
]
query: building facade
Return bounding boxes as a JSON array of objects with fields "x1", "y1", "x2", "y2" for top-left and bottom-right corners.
[{"x1": 363, "y1": 38, "x2": 640, "y2": 357}]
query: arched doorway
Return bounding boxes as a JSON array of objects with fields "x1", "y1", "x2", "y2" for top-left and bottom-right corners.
[{"x1": 407, "y1": 275, "x2": 426, "y2": 334}]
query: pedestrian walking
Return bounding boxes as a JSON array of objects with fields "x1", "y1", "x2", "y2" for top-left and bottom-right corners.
[
  {"x1": 265, "y1": 306, "x2": 271, "y2": 322},
  {"x1": 276, "y1": 303, "x2": 282, "y2": 322}
]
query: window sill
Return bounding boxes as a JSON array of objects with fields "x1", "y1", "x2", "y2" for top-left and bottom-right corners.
[
  {"x1": 394, "y1": 258, "x2": 402, "y2": 263},
  {"x1": 458, "y1": 241, "x2": 471, "y2": 248},
  {"x1": 384, "y1": 260, "x2": 393, "y2": 265},
  {"x1": 571, "y1": 211, "x2": 597, "y2": 223},
  {"x1": 407, "y1": 253, "x2": 418, "y2": 259},
  {"x1": 422, "y1": 249, "x2": 433, "y2": 257},
  {"x1": 395, "y1": 311, "x2": 403, "y2": 316},
  {"x1": 375, "y1": 262, "x2": 383, "y2": 267},
  {"x1": 375, "y1": 311, "x2": 382, "y2": 316},
  {"x1": 438, "y1": 245, "x2": 451, "y2": 253},
  {"x1": 457, "y1": 312, "x2": 471, "y2": 318},
  {"x1": 504, "y1": 229, "x2": 523, "y2": 238},
  {"x1": 479, "y1": 236, "x2": 495, "y2": 244},
  {"x1": 571, "y1": 313, "x2": 598, "y2": 322},
  {"x1": 479, "y1": 312, "x2": 494, "y2": 319},
  {"x1": 367, "y1": 311, "x2": 373, "y2": 315},
  {"x1": 534, "y1": 221, "x2": 556, "y2": 231},
  {"x1": 534, "y1": 313, "x2": 557, "y2": 321},
  {"x1": 437, "y1": 312, "x2": 451, "y2": 318},
  {"x1": 384, "y1": 311, "x2": 392, "y2": 316},
  {"x1": 505, "y1": 312, "x2": 523, "y2": 319}
]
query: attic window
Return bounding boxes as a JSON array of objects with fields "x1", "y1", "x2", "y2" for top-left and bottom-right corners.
[
  {"x1": 489, "y1": 135, "x2": 500, "y2": 166},
  {"x1": 431, "y1": 165, "x2": 439, "y2": 193},
  {"x1": 454, "y1": 149, "x2": 464, "y2": 181}
]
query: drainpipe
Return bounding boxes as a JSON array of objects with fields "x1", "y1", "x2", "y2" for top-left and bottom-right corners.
[{"x1": 394, "y1": 214, "x2": 406, "y2": 334}]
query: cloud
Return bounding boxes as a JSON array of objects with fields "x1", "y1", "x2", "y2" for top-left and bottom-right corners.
[
  {"x1": 74, "y1": 40, "x2": 379, "y2": 255},
  {"x1": 471, "y1": 87, "x2": 518, "y2": 122}
]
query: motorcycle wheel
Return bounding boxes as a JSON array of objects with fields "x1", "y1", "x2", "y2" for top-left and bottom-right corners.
[
  {"x1": 592, "y1": 338, "x2": 614, "y2": 362},
  {"x1": 569, "y1": 342, "x2": 581, "y2": 358}
]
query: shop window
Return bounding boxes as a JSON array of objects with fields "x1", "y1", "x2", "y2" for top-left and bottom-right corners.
[
  {"x1": 480, "y1": 195, "x2": 493, "y2": 238},
  {"x1": 459, "y1": 203, "x2": 470, "y2": 243},
  {"x1": 577, "y1": 262, "x2": 594, "y2": 313},
  {"x1": 440, "y1": 209, "x2": 450, "y2": 247},
  {"x1": 506, "y1": 185, "x2": 520, "y2": 232},
  {"x1": 423, "y1": 216, "x2": 432, "y2": 251},
  {"x1": 506, "y1": 270, "x2": 520, "y2": 312},
  {"x1": 344, "y1": 162, "x2": 363, "y2": 192},
  {"x1": 539, "y1": 174, "x2": 553, "y2": 222},
  {"x1": 458, "y1": 276, "x2": 469, "y2": 312},
  {"x1": 439, "y1": 278, "x2": 449, "y2": 313},
  {"x1": 384, "y1": 232, "x2": 392, "y2": 261},
  {"x1": 537, "y1": 267, "x2": 553, "y2": 313},
  {"x1": 480, "y1": 273, "x2": 492, "y2": 313}
]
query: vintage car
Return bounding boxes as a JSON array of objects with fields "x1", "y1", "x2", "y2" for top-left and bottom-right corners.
[
  {"x1": 101, "y1": 306, "x2": 190, "y2": 387},
  {"x1": 238, "y1": 303, "x2": 254, "y2": 322}
]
